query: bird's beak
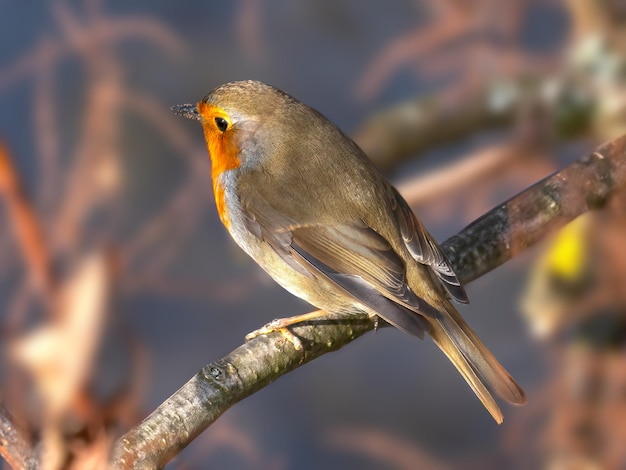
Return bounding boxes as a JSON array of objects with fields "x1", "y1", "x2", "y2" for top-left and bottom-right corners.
[{"x1": 171, "y1": 103, "x2": 201, "y2": 121}]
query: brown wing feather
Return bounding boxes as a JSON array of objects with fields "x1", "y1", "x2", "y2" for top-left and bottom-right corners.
[
  {"x1": 389, "y1": 187, "x2": 469, "y2": 303},
  {"x1": 291, "y1": 223, "x2": 437, "y2": 320},
  {"x1": 291, "y1": 223, "x2": 527, "y2": 422},
  {"x1": 289, "y1": 242, "x2": 431, "y2": 338}
]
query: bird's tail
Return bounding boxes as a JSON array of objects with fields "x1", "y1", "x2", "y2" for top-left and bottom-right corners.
[{"x1": 429, "y1": 300, "x2": 527, "y2": 424}]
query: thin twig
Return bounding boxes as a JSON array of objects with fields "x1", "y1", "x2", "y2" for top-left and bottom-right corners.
[{"x1": 0, "y1": 139, "x2": 52, "y2": 293}]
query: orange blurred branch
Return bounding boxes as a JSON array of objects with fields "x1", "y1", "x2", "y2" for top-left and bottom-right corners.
[{"x1": 0, "y1": 140, "x2": 52, "y2": 293}]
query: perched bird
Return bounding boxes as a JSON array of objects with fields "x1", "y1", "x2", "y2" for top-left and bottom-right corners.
[{"x1": 173, "y1": 80, "x2": 526, "y2": 423}]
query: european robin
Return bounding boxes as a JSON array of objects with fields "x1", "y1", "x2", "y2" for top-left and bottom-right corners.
[{"x1": 173, "y1": 80, "x2": 526, "y2": 423}]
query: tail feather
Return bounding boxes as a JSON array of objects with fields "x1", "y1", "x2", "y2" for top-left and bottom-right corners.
[{"x1": 429, "y1": 301, "x2": 527, "y2": 423}]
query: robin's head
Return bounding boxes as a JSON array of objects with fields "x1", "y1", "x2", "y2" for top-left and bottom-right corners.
[
  {"x1": 173, "y1": 81, "x2": 298, "y2": 176},
  {"x1": 172, "y1": 80, "x2": 348, "y2": 177},
  {"x1": 198, "y1": 80, "x2": 298, "y2": 123}
]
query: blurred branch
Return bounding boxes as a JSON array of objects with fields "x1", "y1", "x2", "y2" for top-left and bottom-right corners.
[
  {"x1": 396, "y1": 141, "x2": 541, "y2": 207},
  {"x1": 11, "y1": 251, "x2": 112, "y2": 468},
  {"x1": 99, "y1": 17, "x2": 186, "y2": 57},
  {"x1": 0, "y1": 139, "x2": 52, "y2": 293},
  {"x1": 0, "y1": 40, "x2": 63, "y2": 93},
  {"x1": 354, "y1": 0, "x2": 541, "y2": 103},
  {"x1": 353, "y1": 70, "x2": 598, "y2": 173},
  {"x1": 325, "y1": 426, "x2": 449, "y2": 470},
  {"x1": 110, "y1": 133, "x2": 626, "y2": 469},
  {"x1": 0, "y1": 404, "x2": 38, "y2": 470},
  {"x1": 352, "y1": 80, "x2": 521, "y2": 172}
]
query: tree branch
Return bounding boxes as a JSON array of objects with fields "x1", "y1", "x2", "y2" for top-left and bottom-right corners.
[
  {"x1": 443, "y1": 135, "x2": 626, "y2": 283},
  {"x1": 110, "y1": 134, "x2": 626, "y2": 469},
  {"x1": 111, "y1": 313, "x2": 374, "y2": 469},
  {"x1": 0, "y1": 404, "x2": 38, "y2": 470}
]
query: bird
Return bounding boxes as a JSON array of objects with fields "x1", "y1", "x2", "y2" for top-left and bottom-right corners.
[{"x1": 172, "y1": 80, "x2": 526, "y2": 423}]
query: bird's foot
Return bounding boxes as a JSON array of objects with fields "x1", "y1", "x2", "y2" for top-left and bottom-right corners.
[
  {"x1": 245, "y1": 310, "x2": 329, "y2": 351},
  {"x1": 246, "y1": 319, "x2": 304, "y2": 350}
]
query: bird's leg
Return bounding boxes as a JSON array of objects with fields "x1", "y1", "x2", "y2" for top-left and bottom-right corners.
[{"x1": 245, "y1": 310, "x2": 331, "y2": 350}]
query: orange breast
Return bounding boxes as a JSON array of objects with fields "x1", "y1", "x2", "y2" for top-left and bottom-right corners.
[
  {"x1": 213, "y1": 181, "x2": 231, "y2": 229},
  {"x1": 198, "y1": 102, "x2": 241, "y2": 230}
]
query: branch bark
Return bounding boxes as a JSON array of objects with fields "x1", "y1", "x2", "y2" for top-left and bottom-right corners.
[
  {"x1": 443, "y1": 135, "x2": 626, "y2": 283},
  {"x1": 0, "y1": 405, "x2": 38, "y2": 470},
  {"x1": 110, "y1": 134, "x2": 626, "y2": 469}
]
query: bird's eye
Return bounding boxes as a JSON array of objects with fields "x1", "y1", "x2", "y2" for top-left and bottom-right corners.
[{"x1": 215, "y1": 117, "x2": 229, "y2": 132}]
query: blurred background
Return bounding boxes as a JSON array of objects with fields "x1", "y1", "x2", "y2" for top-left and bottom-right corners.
[{"x1": 1, "y1": 0, "x2": 626, "y2": 468}]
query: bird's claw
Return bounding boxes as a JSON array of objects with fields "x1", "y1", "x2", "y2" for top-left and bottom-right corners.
[{"x1": 245, "y1": 319, "x2": 303, "y2": 350}]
